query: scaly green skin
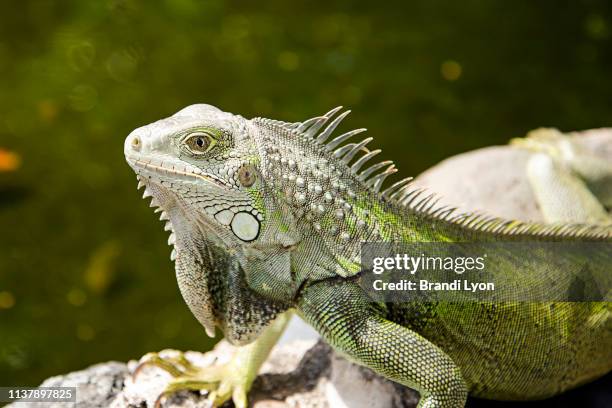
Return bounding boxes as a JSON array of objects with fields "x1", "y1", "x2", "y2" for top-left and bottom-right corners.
[{"x1": 124, "y1": 104, "x2": 611, "y2": 408}]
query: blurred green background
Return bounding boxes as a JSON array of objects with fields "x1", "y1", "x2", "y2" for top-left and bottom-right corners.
[{"x1": 1, "y1": 0, "x2": 611, "y2": 386}]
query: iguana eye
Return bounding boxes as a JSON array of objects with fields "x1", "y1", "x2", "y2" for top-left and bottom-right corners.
[{"x1": 185, "y1": 132, "x2": 216, "y2": 154}]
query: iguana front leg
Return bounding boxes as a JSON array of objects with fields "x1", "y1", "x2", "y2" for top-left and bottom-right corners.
[
  {"x1": 134, "y1": 310, "x2": 292, "y2": 407},
  {"x1": 298, "y1": 281, "x2": 468, "y2": 408}
]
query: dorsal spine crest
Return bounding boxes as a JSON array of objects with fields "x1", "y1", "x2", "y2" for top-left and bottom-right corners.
[{"x1": 254, "y1": 108, "x2": 610, "y2": 240}]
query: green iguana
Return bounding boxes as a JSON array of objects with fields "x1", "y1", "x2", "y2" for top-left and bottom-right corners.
[{"x1": 124, "y1": 104, "x2": 611, "y2": 408}]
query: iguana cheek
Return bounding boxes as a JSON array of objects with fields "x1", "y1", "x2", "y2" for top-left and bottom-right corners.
[{"x1": 230, "y1": 211, "x2": 260, "y2": 241}]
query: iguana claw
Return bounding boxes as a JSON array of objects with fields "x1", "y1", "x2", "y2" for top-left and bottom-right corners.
[
  {"x1": 133, "y1": 350, "x2": 196, "y2": 378},
  {"x1": 132, "y1": 349, "x2": 251, "y2": 408}
]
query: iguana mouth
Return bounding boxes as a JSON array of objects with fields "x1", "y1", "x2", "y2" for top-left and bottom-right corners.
[{"x1": 126, "y1": 155, "x2": 232, "y2": 189}]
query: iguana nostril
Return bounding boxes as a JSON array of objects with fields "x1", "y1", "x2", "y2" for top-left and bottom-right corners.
[{"x1": 131, "y1": 135, "x2": 141, "y2": 151}]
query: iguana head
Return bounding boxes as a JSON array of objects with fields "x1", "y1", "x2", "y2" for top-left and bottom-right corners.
[
  {"x1": 125, "y1": 104, "x2": 267, "y2": 245},
  {"x1": 124, "y1": 104, "x2": 287, "y2": 341}
]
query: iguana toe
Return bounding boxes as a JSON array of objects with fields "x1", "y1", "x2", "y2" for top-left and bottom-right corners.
[
  {"x1": 133, "y1": 350, "x2": 197, "y2": 378},
  {"x1": 133, "y1": 349, "x2": 254, "y2": 408}
]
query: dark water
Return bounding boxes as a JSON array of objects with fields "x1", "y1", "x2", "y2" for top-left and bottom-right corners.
[{"x1": 1, "y1": 0, "x2": 611, "y2": 387}]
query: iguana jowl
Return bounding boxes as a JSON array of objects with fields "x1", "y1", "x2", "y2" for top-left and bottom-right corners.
[{"x1": 124, "y1": 104, "x2": 611, "y2": 408}]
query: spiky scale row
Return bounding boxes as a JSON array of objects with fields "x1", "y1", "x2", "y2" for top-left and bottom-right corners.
[
  {"x1": 326, "y1": 129, "x2": 368, "y2": 152},
  {"x1": 259, "y1": 107, "x2": 611, "y2": 240},
  {"x1": 341, "y1": 137, "x2": 373, "y2": 164},
  {"x1": 316, "y1": 110, "x2": 351, "y2": 144},
  {"x1": 135, "y1": 175, "x2": 177, "y2": 260},
  {"x1": 382, "y1": 178, "x2": 413, "y2": 200},
  {"x1": 359, "y1": 161, "x2": 393, "y2": 181},
  {"x1": 296, "y1": 116, "x2": 325, "y2": 134},
  {"x1": 258, "y1": 108, "x2": 400, "y2": 204},
  {"x1": 351, "y1": 149, "x2": 381, "y2": 174},
  {"x1": 366, "y1": 165, "x2": 397, "y2": 193}
]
